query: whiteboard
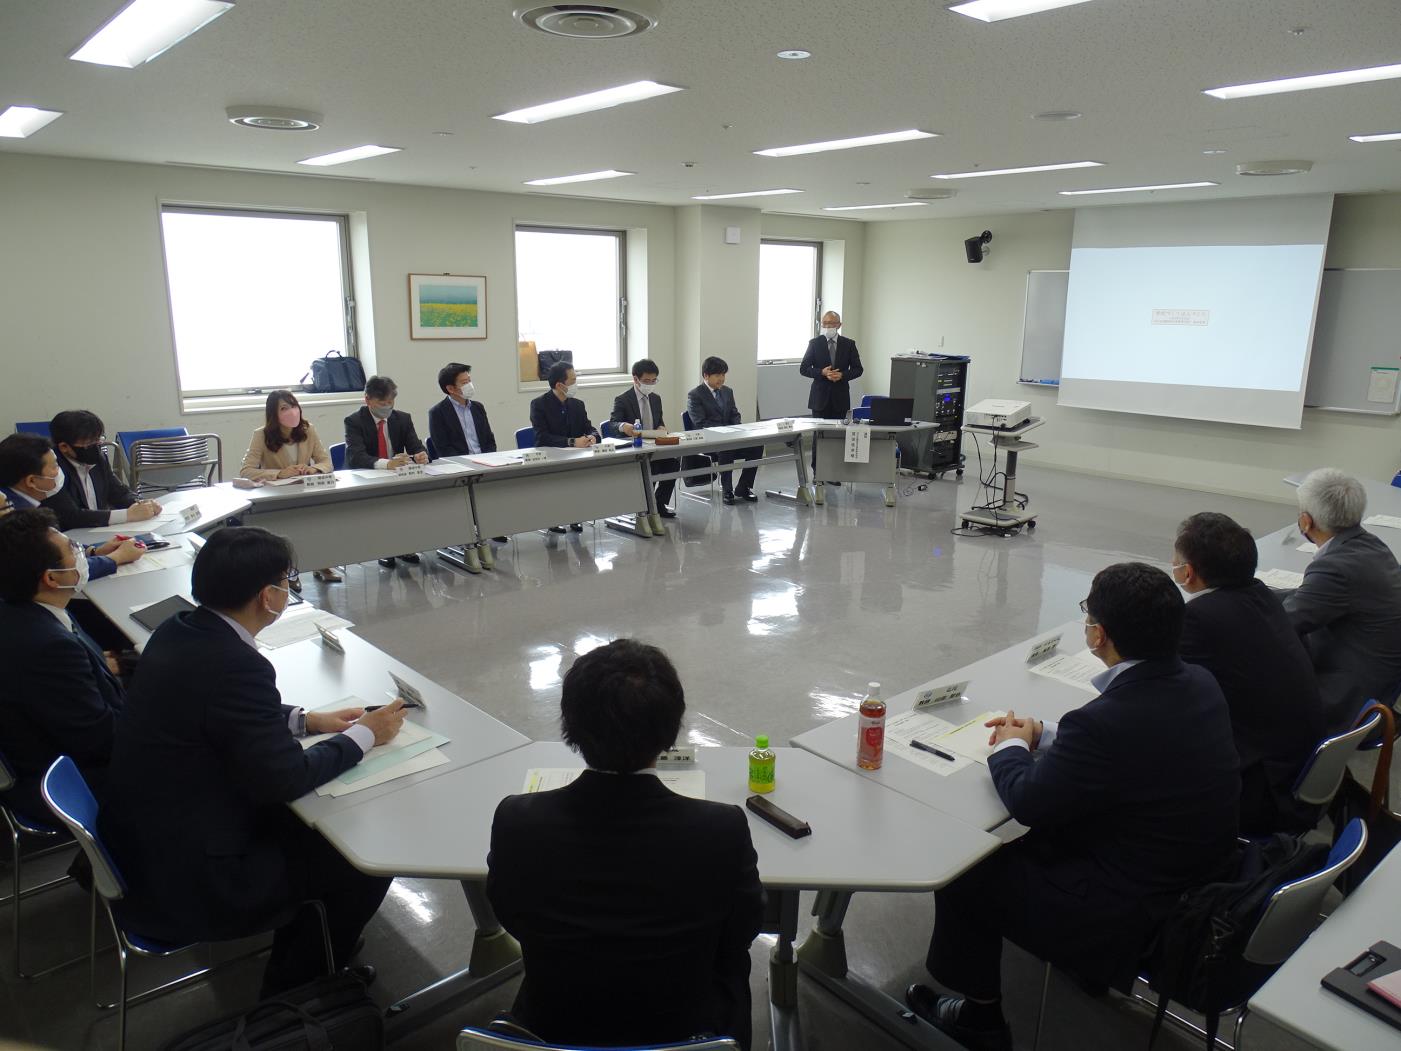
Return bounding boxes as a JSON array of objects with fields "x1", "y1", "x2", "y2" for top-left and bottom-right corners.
[
  {"x1": 1018, "y1": 270, "x2": 1068, "y2": 387},
  {"x1": 1304, "y1": 269, "x2": 1401, "y2": 415}
]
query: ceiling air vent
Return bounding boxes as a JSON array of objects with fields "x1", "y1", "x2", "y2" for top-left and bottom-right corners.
[
  {"x1": 226, "y1": 106, "x2": 322, "y2": 131},
  {"x1": 511, "y1": 1, "x2": 661, "y2": 38}
]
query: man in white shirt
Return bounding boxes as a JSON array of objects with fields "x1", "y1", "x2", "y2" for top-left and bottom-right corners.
[{"x1": 44, "y1": 410, "x2": 161, "y2": 530}]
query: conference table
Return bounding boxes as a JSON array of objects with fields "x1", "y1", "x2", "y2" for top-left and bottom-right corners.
[
  {"x1": 66, "y1": 484, "x2": 252, "y2": 549},
  {"x1": 1257, "y1": 470, "x2": 1401, "y2": 575}
]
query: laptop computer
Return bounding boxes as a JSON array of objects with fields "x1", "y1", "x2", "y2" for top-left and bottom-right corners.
[{"x1": 869, "y1": 397, "x2": 914, "y2": 425}]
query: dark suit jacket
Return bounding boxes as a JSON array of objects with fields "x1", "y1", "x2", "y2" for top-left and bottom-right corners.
[
  {"x1": 799, "y1": 335, "x2": 864, "y2": 416},
  {"x1": 1282, "y1": 526, "x2": 1401, "y2": 728},
  {"x1": 99, "y1": 608, "x2": 362, "y2": 943},
  {"x1": 1180, "y1": 581, "x2": 1324, "y2": 833},
  {"x1": 529, "y1": 392, "x2": 596, "y2": 448},
  {"x1": 685, "y1": 383, "x2": 744, "y2": 429},
  {"x1": 342, "y1": 406, "x2": 425, "y2": 469},
  {"x1": 988, "y1": 658, "x2": 1240, "y2": 985},
  {"x1": 427, "y1": 397, "x2": 497, "y2": 457},
  {"x1": 0, "y1": 602, "x2": 125, "y2": 819},
  {"x1": 610, "y1": 388, "x2": 667, "y2": 431},
  {"x1": 0, "y1": 487, "x2": 117, "y2": 580},
  {"x1": 43, "y1": 455, "x2": 138, "y2": 529},
  {"x1": 487, "y1": 771, "x2": 764, "y2": 1049}
]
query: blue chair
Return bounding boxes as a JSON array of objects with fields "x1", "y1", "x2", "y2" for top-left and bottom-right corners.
[
  {"x1": 679, "y1": 411, "x2": 717, "y2": 503},
  {"x1": 860, "y1": 395, "x2": 876, "y2": 408},
  {"x1": 426, "y1": 436, "x2": 439, "y2": 461},
  {"x1": 850, "y1": 407, "x2": 872, "y2": 421},
  {"x1": 41, "y1": 756, "x2": 332, "y2": 1051},
  {"x1": 1292, "y1": 708, "x2": 1384, "y2": 808},
  {"x1": 599, "y1": 421, "x2": 616, "y2": 440},
  {"x1": 14, "y1": 421, "x2": 51, "y2": 437},
  {"x1": 515, "y1": 427, "x2": 535, "y2": 450},
  {"x1": 457, "y1": 1024, "x2": 739, "y2": 1051},
  {"x1": 1, "y1": 748, "x2": 77, "y2": 979},
  {"x1": 329, "y1": 442, "x2": 347, "y2": 471}
]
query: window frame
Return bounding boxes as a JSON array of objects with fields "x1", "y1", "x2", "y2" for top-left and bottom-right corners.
[
  {"x1": 757, "y1": 238, "x2": 823, "y2": 364},
  {"x1": 513, "y1": 223, "x2": 629, "y2": 378},
  {"x1": 159, "y1": 204, "x2": 359, "y2": 400}
]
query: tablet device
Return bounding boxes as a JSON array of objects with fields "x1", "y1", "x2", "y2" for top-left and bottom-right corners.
[{"x1": 131, "y1": 595, "x2": 196, "y2": 632}]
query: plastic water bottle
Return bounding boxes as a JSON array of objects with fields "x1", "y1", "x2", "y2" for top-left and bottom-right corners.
[
  {"x1": 633, "y1": 419, "x2": 644, "y2": 448},
  {"x1": 748, "y1": 735, "x2": 776, "y2": 793},
  {"x1": 856, "y1": 682, "x2": 886, "y2": 770}
]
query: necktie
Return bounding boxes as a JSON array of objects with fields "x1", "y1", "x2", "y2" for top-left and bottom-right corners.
[
  {"x1": 828, "y1": 337, "x2": 836, "y2": 360},
  {"x1": 376, "y1": 419, "x2": 389, "y2": 458}
]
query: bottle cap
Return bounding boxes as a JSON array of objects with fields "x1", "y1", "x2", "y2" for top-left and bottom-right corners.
[
  {"x1": 755, "y1": 734, "x2": 769, "y2": 749},
  {"x1": 867, "y1": 681, "x2": 881, "y2": 694}
]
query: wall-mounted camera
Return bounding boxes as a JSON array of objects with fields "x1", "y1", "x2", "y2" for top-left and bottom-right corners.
[{"x1": 964, "y1": 230, "x2": 992, "y2": 264}]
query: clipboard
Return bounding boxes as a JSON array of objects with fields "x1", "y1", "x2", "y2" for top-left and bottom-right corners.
[{"x1": 1322, "y1": 940, "x2": 1401, "y2": 1032}]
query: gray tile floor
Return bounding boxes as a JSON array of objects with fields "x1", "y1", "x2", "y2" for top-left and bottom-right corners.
[{"x1": 0, "y1": 463, "x2": 1350, "y2": 1049}]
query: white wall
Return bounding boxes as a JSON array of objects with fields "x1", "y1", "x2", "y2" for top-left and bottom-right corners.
[{"x1": 860, "y1": 194, "x2": 1401, "y2": 503}]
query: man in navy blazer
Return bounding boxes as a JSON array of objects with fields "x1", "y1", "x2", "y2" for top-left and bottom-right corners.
[
  {"x1": 611, "y1": 358, "x2": 677, "y2": 517},
  {"x1": 44, "y1": 410, "x2": 163, "y2": 530},
  {"x1": 428, "y1": 362, "x2": 497, "y2": 457},
  {"x1": 529, "y1": 362, "x2": 598, "y2": 450},
  {"x1": 100, "y1": 527, "x2": 407, "y2": 995},
  {"x1": 685, "y1": 356, "x2": 761, "y2": 504},
  {"x1": 799, "y1": 310, "x2": 864, "y2": 419},
  {"x1": 0, "y1": 510, "x2": 125, "y2": 819},
  {"x1": 907, "y1": 563, "x2": 1240, "y2": 1050},
  {"x1": 344, "y1": 375, "x2": 429, "y2": 566}
]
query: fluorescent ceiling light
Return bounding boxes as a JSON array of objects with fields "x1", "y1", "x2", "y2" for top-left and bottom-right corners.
[
  {"x1": 0, "y1": 106, "x2": 63, "y2": 138},
  {"x1": 823, "y1": 202, "x2": 929, "y2": 211},
  {"x1": 691, "y1": 188, "x2": 803, "y2": 200},
  {"x1": 70, "y1": 0, "x2": 233, "y2": 68},
  {"x1": 933, "y1": 160, "x2": 1102, "y2": 179},
  {"x1": 755, "y1": 129, "x2": 937, "y2": 158},
  {"x1": 948, "y1": 0, "x2": 1095, "y2": 23},
  {"x1": 298, "y1": 145, "x2": 401, "y2": 167},
  {"x1": 1350, "y1": 131, "x2": 1401, "y2": 143},
  {"x1": 1059, "y1": 181, "x2": 1219, "y2": 196},
  {"x1": 524, "y1": 169, "x2": 635, "y2": 186},
  {"x1": 493, "y1": 80, "x2": 682, "y2": 124},
  {"x1": 1205, "y1": 62, "x2": 1401, "y2": 100}
]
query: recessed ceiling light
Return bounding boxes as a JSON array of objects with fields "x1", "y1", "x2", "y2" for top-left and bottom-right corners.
[
  {"x1": 493, "y1": 80, "x2": 683, "y2": 124},
  {"x1": 525, "y1": 169, "x2": 635, "y2": 186},
  {"x1": 1202, "y1": 147, "x2": 1229, "y2": 155},
  {"x1": 823, "y1": 202, "x2": 929, "y2": 211},
  {"x1": 932, "y1": 160, "x2": 1102, "y2": 179},
  {"x1": 1059, "y1": 181, "x2": 1219, "y2": 196},
  {"x1": 1205, "y1": 62, "x2": 1401, "y2": 100},
  {"x1": 1235, "y1": 159, "x2": 1312, "y2": 176},
  {"x1": 70, "y1": 0, "x2": 233, "y2": 68},
  {"x1": 777, "y1": 49, "x2": 811, "y2": 60},
  {"x1": 1033, "y1": 110, "x2": 1082, "y2": 121},
  {"x1": 298, "y1": 145, "x2": 401, "y2": 167},
  {"x1": 226, "y1": 106, "x2": 322, "y2": 131},
  {"x1": 1350, "y1": 131, "x2": 1401, "y2": 143},
  {"x1": 755, "y1": 129, "x2": 937, "y2": 158},
  {"x1": 691, "y1": 188, "x2": 803, "y2": 200},
  {"x1": 948, "y1": 0, "x2": 1095, "y2": 23},
  {"x1": 0, "y1": 106, "x2": 63, "y2": 138}
]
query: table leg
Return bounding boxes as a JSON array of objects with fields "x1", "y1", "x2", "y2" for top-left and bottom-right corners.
[
  {"x1": 768, "y1": 888, "x2": 804, "y2": 1051},
  {"x1": 765, "y1": 434, "x2": 815, "y2": 507},
  {"x1": 640, "y1": 457, "x2": 666, "y2": 537},
  {"x1": 477, "y1": 541, "x2": 496, "y2": 570}
]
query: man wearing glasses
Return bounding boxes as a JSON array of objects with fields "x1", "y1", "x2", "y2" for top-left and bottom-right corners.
[{"x1": 906, "y1": 562, "x2": 1240, "y2": 1050}]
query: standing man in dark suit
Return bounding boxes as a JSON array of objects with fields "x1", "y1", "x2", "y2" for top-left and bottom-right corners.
[
  {"x1": 1173, "y1": 512, "x2": 1323, "y2": 834},
  {"x1": 906, "y1": 563, "x2": 1239, "y2": 1050},
  {"x1": 530, "y1": 363, "x2": 598, "y2": 532},
  {"x1": 428, "y1": 362, "x2": 497, "y2": 457},
  {"x1": 44, "y1": 411, "x2": 162, "y2": 530},
  {"x1": 344, "y1": 374, "x2": 428, "y2": 567},
  {"x1": 611, "y1": 358, "x2": 677, "y2": 518},
  {"x1": 1284, "y1": 468, "x2": 1401, "y2": 728},
  {"x1": 100, "y1": 527, "x2": 406, "y2": 995},
  {"x1": 800, "y1": 310, "x2": 863, "y2": 420},
  {"x1": 487, "y1": 639, "x2": 763, "y2": 1049},
  {"x1": 0, "y1": 510, "x2": 125, "y2": 819},
  {"x1": 685, "y1": 356, "x2": 761, "y2": 505}
]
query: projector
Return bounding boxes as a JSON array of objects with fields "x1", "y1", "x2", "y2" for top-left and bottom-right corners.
[{"x1": 966, "y1": 399, "x2": 1031, "y2": 429}]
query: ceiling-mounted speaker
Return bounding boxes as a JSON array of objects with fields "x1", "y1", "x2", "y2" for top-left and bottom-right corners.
[{"x1": 511, "y1": 0, "x2": 661, "y2": 38}]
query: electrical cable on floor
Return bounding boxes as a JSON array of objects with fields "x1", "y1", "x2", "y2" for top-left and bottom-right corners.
[{"x1": 951, "y1": 431, "x2": 1030, "y2": 538}]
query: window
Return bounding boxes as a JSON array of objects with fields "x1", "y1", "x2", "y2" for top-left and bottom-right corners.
[
  {"x1": 159, "y1": 206, "x2": 355, "y2": 398},
  {"x1": 758, "y1": 240, "x2": 821, "y2": 362},
  {"x1": 515, "y1": 226, "x2": 626, "y2": 375}
]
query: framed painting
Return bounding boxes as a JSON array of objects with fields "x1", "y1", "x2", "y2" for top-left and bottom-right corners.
[{"x1": 408, "y1": 273, "x2": 487, "y2": 339}]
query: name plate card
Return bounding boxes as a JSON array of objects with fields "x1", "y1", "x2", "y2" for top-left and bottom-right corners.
[
  {"x1": 656, "y1": 747, "x2": 696, "y2": 767},
  {"x1": 677, "y1": 432, "x2": 706, "y2": 443},
  {"x1": 844, "y1": 425, "x2": 871, "y2": 464},
  {"x1": 592, "y1": 443, "x2": 616, "y2": 455},
  {"x1": 521, "y1": 449, "x2": 549, "y2": 464},
  {"x1": 316, "y1": 623, "x2": 344, "y2": 653},
  {"x1": 1026, "y1": 634, "x2": 1061, "y2": 663},
  {"x1": 913, "y1": 680, "x2": 970, "y2": 711},
  {"x1": 775, "y1": 418, "x2": 795, "y2": 431},
  {"x1": 178, "y1": 504, "x2": 201, "y2": 526},
  {"x1": 303, "y1": 472, "x2": 338, "y2": 489},
  {"x1": 394, "y1": 463, "x2": 426, "y2": 478}
]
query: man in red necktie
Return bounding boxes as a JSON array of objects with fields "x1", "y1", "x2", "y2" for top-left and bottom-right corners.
[{"x1": 343, "y1": 375, "x2": 429, "y2": 568}]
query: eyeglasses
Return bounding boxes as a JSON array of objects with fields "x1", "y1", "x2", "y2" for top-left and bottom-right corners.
[
  {"x1": 285, "y1": 567, "x2": 300, "y2": 584},
  {"x1": 1078, "y1": 598, "x2": 1100, "y2": 626},
  {"x1": 1170, "y1": 561, "x2": 1187, "y2": 571}
]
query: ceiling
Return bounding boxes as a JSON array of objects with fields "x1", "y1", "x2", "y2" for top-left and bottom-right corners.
[{"x1": 3, "y1": 0, "x2": 1401, "y2": 220}]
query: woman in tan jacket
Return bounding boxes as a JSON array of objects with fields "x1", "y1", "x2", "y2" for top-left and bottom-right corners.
[{"x1": 240, "y1": 390, "x2": 341, "y2": 585}]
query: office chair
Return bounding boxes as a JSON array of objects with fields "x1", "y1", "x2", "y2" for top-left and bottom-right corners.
[
  {"x1": 678, "y1": 411, "x2": 717, "y2": 505},
  {"x1": 1292, "y1": 709, "x2": 1384, "y2": 808},
  {"x1": 515, "y1": 427, "x2": 535, "y2": 450},
  {"x1": 14, "y1": 421, "x2": 51, "y2": 437},
  {"x1": 1, "y1": 748, "x2": 78, "y2": 979},
  {"x1": 119, "y1": 431, "x2": 222, "y2": 498},
  {"x1": 426, "y1": 436, "x2": 439, "y2": 461},
  {"x1": 329, "y1": 442, "x2": 347, "y2": 470}
]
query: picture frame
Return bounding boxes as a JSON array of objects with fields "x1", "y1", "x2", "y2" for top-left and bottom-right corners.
[{"x1": 408, "y1": 273, "x2": 487, "y2": 340}]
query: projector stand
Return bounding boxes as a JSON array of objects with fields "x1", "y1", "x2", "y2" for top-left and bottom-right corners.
[{"x1": 960, "y1": 418, "x2": 1043, "y2": 533}]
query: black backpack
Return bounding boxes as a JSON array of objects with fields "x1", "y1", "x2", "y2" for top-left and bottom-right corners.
[
  {"x1": 303, "y1": 351, "x2": 367, "y2": 394},
  {"x1": 1142, "y1": 833, "x2": 1328, "y2": 1048}
]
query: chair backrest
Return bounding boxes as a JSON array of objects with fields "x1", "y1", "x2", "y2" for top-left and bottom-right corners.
[
  {"x1": 116, "y1": 427, "x2": 187, "y2": 459},
  {"x1": 1293, "y1": 710, "x2": 1383, "y2": 805},
  {"x1": 599, "y1": 421, "x2": 616, "y2": 440},
  {"x1": 329, "y1": 442, "x2": 347, "y2": 471},
  {"x1": 40, "y1": 756, "x2": 126, "y2": 902},
  {"x1": 127, "y1": 433, "x2": 222, "y2": 497},
  {"x1": 425, "y1": 436, "x2": 439, "y2": 462},
  {"x1": 15, "y1": 421, "x2": 51, "y2": 437},
  {"x1": 456, "y1": 1028, "x2": 739, "y2": 1051},
  {"x1": 0, "y1": 747, "x2": 14, "y2": 793},
  {"x1": 1243, "y1": 818, "x2": 1369, "y2": 965},
  {"x1": 860, "y1": 394, "x2": 876, "y2": 407},
  {"x1": 515, "y1": 427, "x2": 535, "y2": 450},
  {"x1": 682, "y1": 411, "x2": 695, "y2": 431},
  {"x1": 851, "y1": 407, "x2": 872, "y2": 421}
]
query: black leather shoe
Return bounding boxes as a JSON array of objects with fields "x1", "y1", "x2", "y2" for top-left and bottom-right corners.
[
  {"x1": 346, "y1": 963, "x2": 377, "y2": 988},
  {"x1": 548, "y1": 525, "x2": 567, "y2": 533},
  {"x1": 569, "y1": 522, "x2": 584, "y2": 532},
  {"x1": 492, "y1": 536, "x2": 510, "y2": 543},
  {"x1": 737, "y1": 489, "x2": 759, "y2": 502},
  {"x1": 657, "y1": 507, "x2": 677, "y2": 518},
  {"x1": 399, "y1": 553, "x2": 421, "y2": 565},
  {"x1": 904, "y1": 985, "x2": 1012, "y2": 1051},
  {"x1": 377, "y1": 557, "x2": 397, "y2": 568},
  {"x1": 722, "y1": 493, "x2": 736, "y2": 505}
]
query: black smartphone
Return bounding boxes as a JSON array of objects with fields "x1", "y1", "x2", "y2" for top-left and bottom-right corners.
[{"x1": 133, "y1": 533, "x2": 171, "y2": 550}]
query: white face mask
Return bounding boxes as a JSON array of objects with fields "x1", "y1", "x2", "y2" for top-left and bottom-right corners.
[
  {"x1": 50, "y1": 554, "x2": 89, "y2": 592},
  {"x1": 36, "y1": 468, "x2": 66, "y2": 497},
  {"x1": 264, "y1": 583, "x2": 290, "y2": 622},
  {"x1": 564, "y1": 384, "x2": 577, "y2": 398},
  {"x1": 637, "y1": 380, "x2": 657, "y2": 395},
  {"x1": 457, "y1": 381, "x2": 475, "y2": 401},
  {"x1": 821, "y1": 326, "x2": 838, "y2": 339}
]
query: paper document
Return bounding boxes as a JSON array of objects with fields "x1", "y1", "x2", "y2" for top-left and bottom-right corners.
[
  {"x1": 350, "y1": 470, "x2": 391, "y2": 480},
  {"x1": 1364, "y1": 514, "x2": 1401, "y2": 530},
  {"x1": 256, "y1": 608, "x2": 353, "y2": 650},
  {"x1": 112, "y1": 548, "x2": 193, "y2": 578},
  {"x1": 469, "y1": 451, "x2": 525, "y2": 467},
  {"x1": 79, "y1": 513, "x2": 182, "y2": 537},
  {"x1": 521, "y1": 768, "x2": 707, "y2": 799},
  {"x1": 1028, "y1": 649, "x2": 1103, "y2": 695},
  {"x1": 423, "y1": 462, "x2": 471, "y2": 476},
  {"x1": 262, "y1": 476, "x2": 306, "y2": 487},
  {"x1": 883, "y1": 710, "x2": 970, "y2": 776},
  {"x1": 318, "y1": 749, "x2": 449, "y2": 797},
  {"x1": 1368, "y1": 367, "x2": 1400, "y2": 405},
  {"x1": 709, "y1": 426, "x2": 743, "y2": 434},
  {"x1": 935, "y1": 710, "x2": 1007, "y2": 765},
  {"x1": 1256, "y1": 568, "x2": 1305, "y2": 590},
  {"x1": 844, "y1": 426, "x2": 871, "y2": 464},
  {"x1": 303, "y1": 700, "x2": 451, "y2": 796}
]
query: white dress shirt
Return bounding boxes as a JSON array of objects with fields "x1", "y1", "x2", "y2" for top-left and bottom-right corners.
[
  {"x1": 65, "y1": 456, "x2": 128, "y2": 523},
  {"x1": 35, "y1": 599, "x2": 74, "y2": 631},
  {"x1": 451, "y1": 398, "x2": 482, "y2": 455},
  {"x1": 991, "y1": 658, "x2": 1144, "y2": 756}
]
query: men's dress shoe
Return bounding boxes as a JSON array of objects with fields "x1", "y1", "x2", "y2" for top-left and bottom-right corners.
[
  {"x1": 346, "y1": 964, "x2": 377, "y2": 987},
  {"x1": 493, "y1": 536, "x2": 511, "y2": 543},
  {"x1": 569, "y1": 522, "x2": 584, "y2": 532},
  {"x1": 399, "y1": 552, "x2": 421, "y2": 564},
  {"x1": 548, "y1": 525, "x2": 567, "y2": 533},
  {"x1": 722, "y1": 493, "x2": 736, "y2": 505},
  {"x1": 378, "y1": 557, "x2": 397, "y2": 568},
  {"x1": 737, "y1": 489, "x2": 759, "y2": 502},
  {"x1": 904, "y1": 985, "x2": 1012, "y2": 1051},
  {"x1": 657, "y1": 507, "x2": 677, "y2": 519}
]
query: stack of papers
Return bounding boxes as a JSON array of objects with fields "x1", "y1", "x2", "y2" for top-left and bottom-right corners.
[
  {"x1": 1027, "y1": 649, "x2": 1103, "y2": 695},
  {"x1": 424, "y1": 462, "x2": 471, "y2": 476},
  {"x1": 521, "y1": 768, "x2": 706, "y2": 799},
  {"x1": 469, "y1": 451, "x2": 525, "y2": 467},
  {"x1": 112, "y1": 548, "x2": 193, "y2": 577},
  {"x1": 256, "y1": 606, "x2": 354, "y2": 649},
  {"x1": 80, "y1": 513, "x2": 182, "y2": 536},
  {"x1": 1256, "y1": 567, "x2": 1305, "y2": 590},
  {"x1": 302, "y1": 697, "x2": 451, "y2": 797},
  {"x1": 1364, "y1": 514, "x2": 1401, "y2": 530}
]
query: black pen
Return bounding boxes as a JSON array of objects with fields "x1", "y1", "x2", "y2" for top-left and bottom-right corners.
[{"x1": 910, "y1": 740, "x2": 956, "y2": 762}]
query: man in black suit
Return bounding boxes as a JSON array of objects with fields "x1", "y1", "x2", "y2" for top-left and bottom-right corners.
[
  {"x1": 685, "y1": 356, "x2": 761, "y2": 505},
  {"x1": 487, "y1": 639, "x2": 763, "y2": 1049},
  {"x1": 799, "y1": 310, "x2": 864, "y2": 420},
  {"x1": 1173, "y1": 512, "x2": 1324, "y2": 834},
  {"x1": 0, "y1": 509, "x2": 125, "y2": 819},
  {"x1": 344, "y1": 374, "x2": 428, "y2": 567},
  {"x1": 906, "y1": 563, "x2": 1240, "y2": 1050},
  {"x1": 45, "y1": 410, "x2": 163, "y2": 530},
  {"x1": 530, "y1": 363, "x2": 598, "y2": 532},
  {"x1": 100, "y1": 527, "x2": 407, "y2": 995},
  {"x1": 428, "y1": 362, "x2": 497, "y2": 457},
  {"x1": 611, "y1": 358, "x2": 677, "y2": 518}
]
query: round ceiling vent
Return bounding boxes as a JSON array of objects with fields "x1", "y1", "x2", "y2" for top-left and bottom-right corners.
[
  {"x1": 906, "y1": 187, "x2": 959, "y2": 200},
  {"x1": 1235, "y1": 159, "x2": 1313, "y2": 176},
  {"x1": 512, "y1": 0, "x2": 660, "y2": 38},
  {"x1": 226, "y1": 106, "x2": 323, "y2": 131}
]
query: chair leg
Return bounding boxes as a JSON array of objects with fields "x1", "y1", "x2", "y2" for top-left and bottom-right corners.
[
  {"x1": 1032, "y1": 962, "x2": 1052, "y2": 1051},
  {"x1": 1233, "y1": 1005, "x2": 1250, "y2": 1048},
  {"x1": 307, "y1": 899, "x2": 335, "y2": 977},
  {"x1": 115, "y1": 931, "x2": 131, "y2": 1051},
  {"x1": 9, "y1": 824, "x2": 20, "y2": 980}
]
